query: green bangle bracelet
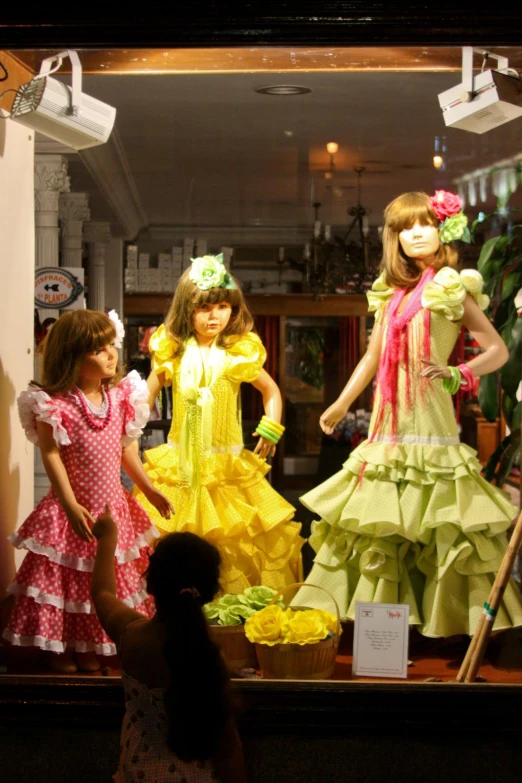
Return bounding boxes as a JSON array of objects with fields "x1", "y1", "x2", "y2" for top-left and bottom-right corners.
[
  {"x1": 442, "y1": 365, "x2": 461, "y2": 394},
  {"x1": 261, "y1": 416, "x2": 285, "y2": 434},
  {"x1": 256, "y1": 424, "x2": 280, "y2": 444},
  {"x1": 260, "y1": 420, "x2": 284, "y2": 437}
]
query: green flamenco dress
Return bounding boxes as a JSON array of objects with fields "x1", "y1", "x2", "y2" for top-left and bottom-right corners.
[{"x1": 295, "y1": 266, "x2": 522, "y2": 637}]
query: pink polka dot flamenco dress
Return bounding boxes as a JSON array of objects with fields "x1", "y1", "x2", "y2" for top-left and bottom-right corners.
[{"x1": 4, "y1": 371, "x2": 160, "y2": 657}]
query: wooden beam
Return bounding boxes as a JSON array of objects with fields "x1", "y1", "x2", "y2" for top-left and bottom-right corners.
[
  {"x1": 0, "y1": 51, "x2": 34, "y2": 113},
  {"x1": 124, "y1": 293, "x2": 369, "y2": 319}
]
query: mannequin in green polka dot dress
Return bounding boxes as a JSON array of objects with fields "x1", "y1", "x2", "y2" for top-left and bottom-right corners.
[{"x1": 294, "y1": 191, "x2": 522, "y2": 637}]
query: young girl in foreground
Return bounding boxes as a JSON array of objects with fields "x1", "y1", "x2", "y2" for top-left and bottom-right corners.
[
  {"x1": 134, "y1": 255, "x2": 303, "y2": 593},
  {"x1": 295, "y1": 191, "x2": 522, "y2": 637},
  {"x1": 92, "y1": 508, "x2": 247, "y2": 783},
  {"x1": 4, "y1": 310, "x2": 171, "y2": 672}
]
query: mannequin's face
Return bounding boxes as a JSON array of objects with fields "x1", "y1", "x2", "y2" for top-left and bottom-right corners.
[
  {"x1": 192, "y1": 300, "x2": 232, "y2": 343},
  {"x1": 78, "y1": 343, "x2": 118, "y2": 382},
  {"x1": 399, "y1": 221, "x2": 440, "y2": 264}
]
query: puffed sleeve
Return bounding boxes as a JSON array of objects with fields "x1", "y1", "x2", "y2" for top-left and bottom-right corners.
[
  {"x1": 422, "y1": 267, "x2": 489, "y2": 321},
  {"x1": 149, "y1": 324, "x2": 178, "y2": 386},
  {"x1": 459, "y1": 269, "x2": 490, "y2": 310},
  {"x1": 366, "y1": 273, "x2": 394, "y2": 322},
  {"x1": 226, "y1": 332, "x2": 267, "y2": 383},
  {"x1": 17, "y1": 388, "x2": 71, "y2": 447},
  {"x1": 118, "y1": 370, "x2": 150, "y2": 447}
]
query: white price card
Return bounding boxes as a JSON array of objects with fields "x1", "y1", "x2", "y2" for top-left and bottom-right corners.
[{"x1": 352, "y1": 602, "x2": 410, "y2": 679}]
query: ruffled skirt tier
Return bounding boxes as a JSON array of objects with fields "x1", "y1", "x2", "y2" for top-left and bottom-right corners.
[
  {"x1": 5, "y1": 489, "x2": 159, "y2": 655},
  {"x1": 135, "y1": 445, "x2": 304, "y2": 594},
  {"x1": 294, "y1": 440, "x2": 522, "y2": 637}
]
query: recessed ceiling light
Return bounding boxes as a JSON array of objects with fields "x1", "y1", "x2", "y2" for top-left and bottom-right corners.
[
  {"x1": 284, "y1": 130, "x2": 294, "y2": 137},
  {"x1": 255, "y1": 85, "x2": 311, "y2": 96}
]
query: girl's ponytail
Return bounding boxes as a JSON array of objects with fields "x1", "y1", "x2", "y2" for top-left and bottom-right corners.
[{"x1": 146, "y1": 532, "x2": 230, "y2": 762}]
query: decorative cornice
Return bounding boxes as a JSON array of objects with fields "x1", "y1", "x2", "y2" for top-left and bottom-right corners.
[
  {"x1": 84, "y1": 221, "x2": 112, "y2": 247},
  {"x1": 59, "y1": 192, "x2": 91, "y2": 225},
  {"x1": 34, "y1": 155, "x2": 70, "y2": 194},
  {"x1": 79, "y1": 127, "x2": 148, "y2": 240}
]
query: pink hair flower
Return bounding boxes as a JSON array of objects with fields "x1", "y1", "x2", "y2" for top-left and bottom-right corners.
[{"x1": 430, "y1": 190, "x2": 463, "y2": 221}]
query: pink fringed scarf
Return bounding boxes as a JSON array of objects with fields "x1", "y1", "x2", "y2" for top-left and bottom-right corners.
[{"x1": 370, "y1": 265, "x2": 435, "y2": 443}]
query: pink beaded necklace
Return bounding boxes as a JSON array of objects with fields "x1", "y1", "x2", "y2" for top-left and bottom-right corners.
[{"x1": 73, "y1": 385, "x2": 112, "y2": 431}]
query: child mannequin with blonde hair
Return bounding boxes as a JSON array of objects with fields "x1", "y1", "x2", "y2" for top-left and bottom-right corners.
[
  {"x1": 295, "y1": 191, "x2": 522, "y2": 638},
  {"x1": 4, "y1": 309, "x2": 171, "y2": 672},
  {"x1": 134, "y1": 254, "x2": 303, "y2": 593}
]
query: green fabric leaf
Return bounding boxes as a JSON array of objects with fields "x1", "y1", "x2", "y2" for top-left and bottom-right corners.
[
  {"x1": 501, "y1": 270, "x2": 522, "y2": 302},
  {"x1": 495, "y1": 436, "x2": 521, "y2": 489},
  {"x1": 460, "y1": 226, "x2": 472, "y2": 244},
  {"x1": 478, "y1": 372, "x2": 499, "y2": 422}
]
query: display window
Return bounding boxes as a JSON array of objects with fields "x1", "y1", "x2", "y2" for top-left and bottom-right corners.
[{"x1": 1, "y1": 16, "x2": 522, "y2": 763}]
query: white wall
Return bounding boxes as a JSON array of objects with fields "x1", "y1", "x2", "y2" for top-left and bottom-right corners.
[{"x1": 0, "y1": 120, "x2": 35, "y2": 593}]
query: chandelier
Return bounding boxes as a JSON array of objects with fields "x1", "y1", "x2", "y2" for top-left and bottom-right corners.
[{"x1": 278, "y1": 165, "x2": 380, "y2": 297}]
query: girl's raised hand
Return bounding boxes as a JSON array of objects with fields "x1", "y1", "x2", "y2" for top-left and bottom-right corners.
[
  {"x1": 65, "y1": 502, "x2": 95, "y2": 543},
  {"x1": 143, "y1": 486, "x2": 174, "y2": 519},
  {"x1": 319, "y1": 399, "x2": 348, "y2": 435},
  {"x1": 420, "y1": 359, "x2": 452, "y2": 380},
  {"x1": 92, "y1": 504, "x2": 118, "y2": 543},
  {"x1": 252, "y1": 433, "x2": 277, "y2": 460}
]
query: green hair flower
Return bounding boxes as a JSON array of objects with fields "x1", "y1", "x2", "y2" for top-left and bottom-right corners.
[
  {"x1": 439, "y1": 213, "x2": 471, "y2": 244},
  {"x1": 189, "y1": 253, "x2": 236, "y2": 291}
]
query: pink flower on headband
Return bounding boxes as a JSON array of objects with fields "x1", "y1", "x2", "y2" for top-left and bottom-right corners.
[{"x1": 430, "y1": 190, "x2": 463, "y2": 221}]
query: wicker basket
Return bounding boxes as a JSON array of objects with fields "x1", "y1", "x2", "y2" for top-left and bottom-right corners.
[
  {"x1": 210, "y1": 624, "x2": 258, "y2": 671},
  {"x1": 255, "y1": 583, "x2": 340, "y2": 680}
]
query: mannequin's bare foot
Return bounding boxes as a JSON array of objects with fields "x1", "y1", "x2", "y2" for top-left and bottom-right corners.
[
  {"x1": 76, "y1": 651, "x2": 101, "y2": 672},
  {"x1": 49, "y1": 649, "x2": 77, "y2": 674}
]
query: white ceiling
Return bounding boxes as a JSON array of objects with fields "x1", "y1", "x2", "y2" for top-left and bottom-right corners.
[{"x1": 62, "y1": 70, "x2": 522, "y2": 240}]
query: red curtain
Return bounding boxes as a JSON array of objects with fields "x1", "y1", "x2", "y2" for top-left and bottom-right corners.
[{"x1": 338, "y1": 317, "x2": 360, "y2": 389}]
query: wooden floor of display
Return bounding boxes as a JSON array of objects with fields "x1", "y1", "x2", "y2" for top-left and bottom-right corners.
[{"x1": 2, "y1": 624, "x2": 522, "y2": 683}]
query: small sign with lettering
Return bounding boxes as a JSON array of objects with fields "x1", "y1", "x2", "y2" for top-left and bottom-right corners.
[
  {"x1": 35, "y1": 267, "x2": 85, "y2": 310},
  {"x1": 352, "y1": 602, "x2": 409, "y2": 679}
]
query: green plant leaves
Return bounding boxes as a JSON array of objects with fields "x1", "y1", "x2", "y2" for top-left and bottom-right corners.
[{"x1": 478, "y1": 372, "x2": 499, "y2": 422}]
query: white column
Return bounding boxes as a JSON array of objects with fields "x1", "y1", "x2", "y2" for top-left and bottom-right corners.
[
  {"x1": 33, "y1": 155, "x2": 70, "y2": 503},
  {"x1": 84, "y1": 222, "x2": 111, "y2": 311},
  {"x1": 0, "y1": 123, "x2": 35, "y2": 586},
  {"x1": 59, "y1": 192, "x2": 90, "y2": 268}
]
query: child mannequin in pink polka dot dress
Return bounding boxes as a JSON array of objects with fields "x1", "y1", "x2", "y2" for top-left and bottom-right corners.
[{"x1": 4, "y1": 309, "x2": 172, "y2": 673}]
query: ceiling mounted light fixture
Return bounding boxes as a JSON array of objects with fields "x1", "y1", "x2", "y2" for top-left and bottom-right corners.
[{"x1": 255, "y1": 85, "x2": 311, "y2": 96}]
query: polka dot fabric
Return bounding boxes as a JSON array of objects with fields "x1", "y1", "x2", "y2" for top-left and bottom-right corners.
[
  {"x1": 114, "y1": 672, "x2": 218, "y2": 782},
  {"x1": 134, "y1": 331, "x2": 304, "y2": 595},
  {"x1": 4, "y1": 377, "x2": 159, "y2": 655},
  {"x1": 294, "y1": 282, "x2": 522, "y2": 638}
]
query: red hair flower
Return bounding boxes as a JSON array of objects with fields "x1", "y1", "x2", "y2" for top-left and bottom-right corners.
[{"x1": 430, "y1": 190, "x2": 463, "y2": 222}]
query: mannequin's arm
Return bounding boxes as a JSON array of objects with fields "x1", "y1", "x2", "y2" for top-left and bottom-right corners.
[
  {"x1": 320, "y1": 318, "x2": 383, "y2": 434},
  {"x1": 420, "y1": 294, "x2": 509, "y2": 381},
  {"x1": 251, "y1": 368, "x2": 283, "y2": 459}
]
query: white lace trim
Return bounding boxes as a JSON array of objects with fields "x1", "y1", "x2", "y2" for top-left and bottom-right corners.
[
  {"x1": 121, "y1": 370, "x2": 150, "y2": 447},
  {"x1": 168, "y1": 439, "x2": 244, "y2": 454},
  {"x1": 6, "y1": 583, "x2": 149, "y2": 614},
  {"x1": 17, "y1": 388, "x2": 71, "y2": 448},
  {"x1": 8, "y1": 525, "x2": 160, "y2": 572},
  {"x1": 2, "y1": 628, "x2": 116, "y2": 655},
  {"x1": 368, "y1": 434, "x2": 460, "y2": 446}
]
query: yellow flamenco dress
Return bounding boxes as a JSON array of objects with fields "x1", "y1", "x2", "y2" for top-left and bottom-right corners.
[
  {"x1": 294, "y1": 266, "x2": 522, "y2": 637},
  {"x1": 134, "y1": 326, "x2": 304, "y2": 594}
]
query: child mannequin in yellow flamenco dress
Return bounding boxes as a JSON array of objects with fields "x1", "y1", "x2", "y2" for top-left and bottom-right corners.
[
  {"x1": 134, "y1": 255, "x2": 304, "y2": 593},
  {"x1": 295, "y1": 191, "x2": 522, "y2": 637}
]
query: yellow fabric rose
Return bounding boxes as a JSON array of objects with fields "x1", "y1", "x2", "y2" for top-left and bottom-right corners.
[
  {"x1": 459, "y1": 269, "x2": 490, "y2": 310},
  {"x1": 283, "y1": 609, "x2": 330, "y2": 646},
  {"x1": 366, "y1": 273, "x2": 394, "y2": 323},
  {"x1": 313, "y1": 609, "x2": 339, "y2": 636},
  {"x1": 244, "y1": 605, "x2": 288, "y2": 646},
  {"x1": 422, "y1": 267, "x2": 466, "y2": 321}
]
